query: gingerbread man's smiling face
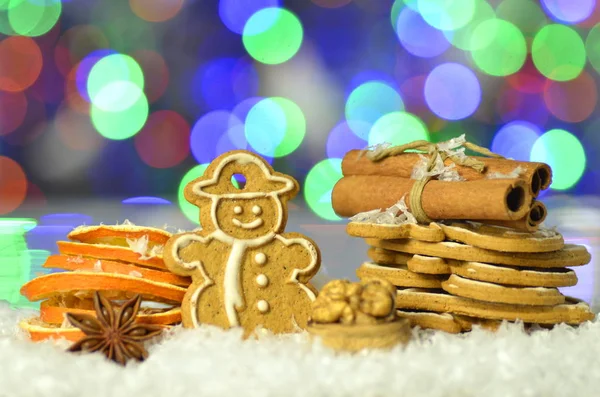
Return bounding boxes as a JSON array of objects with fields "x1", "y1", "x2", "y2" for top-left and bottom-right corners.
[{"x1": 215, "y1": 196, "x2": 282, "y2": 239}]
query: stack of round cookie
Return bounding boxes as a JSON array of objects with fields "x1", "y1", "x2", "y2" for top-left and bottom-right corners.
[{"x1": 352, "y1": 221, "x2": 595, "y2": 333}]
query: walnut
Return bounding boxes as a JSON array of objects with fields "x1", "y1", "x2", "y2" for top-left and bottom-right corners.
[{"x1": 311, "y1": 278, "x2": 397, "y2": 325}]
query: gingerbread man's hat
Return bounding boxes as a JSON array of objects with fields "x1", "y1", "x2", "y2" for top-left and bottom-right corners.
[{"x1": 185, "y1": 150, "x2": 299, "y2": 204}]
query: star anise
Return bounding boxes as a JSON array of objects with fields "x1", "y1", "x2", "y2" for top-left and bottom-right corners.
[{"x1": 66, "y1": 292, "x2": 164, "y2": 365}]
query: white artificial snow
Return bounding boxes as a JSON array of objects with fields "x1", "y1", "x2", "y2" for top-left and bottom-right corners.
[
  {"x1": 362, "y1": 142, "x2": 392, "y2": 159},
  {"x1": 129, "y1": 271, "x2": 143, "y2": 278},
  {"x1": 93, "y1": 260, "x2": 103, "y2": 272},
  {"x1": 486, "y1": 166, "x2": 525, "y2": 180},
  {"x1": 349, "y1": 197, "x2": 417, "y2": 225},
  {"x1": 1, "y1": 302, "x2": 599, "y2": 397}
]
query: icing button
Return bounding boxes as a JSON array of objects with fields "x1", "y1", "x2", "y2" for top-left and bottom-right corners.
[
  {"x1": 257, "y1": 300, "x2": 270, "y2": 313},
  {"x1": 254, "y1": 252, "x2": 267, "y2": 265},
  {"x1": 256, "y1": 274, "x2": 269, "y2": 287}
]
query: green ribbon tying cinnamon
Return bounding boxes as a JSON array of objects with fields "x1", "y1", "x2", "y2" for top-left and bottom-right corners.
[{"x1": 364, "y1": 138, "x2": 505, "y2": 224}]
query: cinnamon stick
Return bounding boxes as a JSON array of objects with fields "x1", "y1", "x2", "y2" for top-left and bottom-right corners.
[
  {"x1": 332, "y1": 175, "x2": 531, "y2": 221},
  {"x1": 483, "y1": 201, "x2": 547, "y2": 232},
  {"x1": 342, "y1": 151, "x2": 552, "y2": 197}
]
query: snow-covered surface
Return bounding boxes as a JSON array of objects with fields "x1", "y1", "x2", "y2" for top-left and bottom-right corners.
[{"x1": 2, "y1": 302, "x2": 599, "y2": 397}]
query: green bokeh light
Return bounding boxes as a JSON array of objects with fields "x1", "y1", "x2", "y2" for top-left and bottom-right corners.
[
  {"x1": 242, "y1": 7, "x2": 303, "y2": 65},
  {"x1": 495, "y1": 0, "x2": 547, "y2": 36},
  {"x1": 532, "y1": 24, "x2": 586, "y2": 82},
  {"x1": 390, "y1": 0, "x2": 404, "y2": 28},
  {"x1": 7, "y1": 0, "x2": 61, "y2": 37},
  {"x1": 585, "y1": 23, "x2": 600, "y2": 75},
  {"x1": 87, "y1": 54, "x2": 145, "y2": 106},
  {"x1": 304, "y1": 158, "x2": 343, "y2": 221},
  {"x1": 445, "y1": 0, "x2": 495, "y2": 51},
  {"x1": 417, "y1": 0, "x2": 475, "y2": 31},
  {"x1": 368, "y1": 111, "x2": 429, "y2": 147},
  {"x1": 93, "y1": 81, "x2": 145, "y2": 112},
  {"x1": 245, "y1": 97, "x2": 306, "y2": 158},
  {"x1": 90, "y1": 88, "x2": 149, "y2": 140},
  {"x1": 530, "y1": 129, "x2": 586, "y2": 191},
  {"x1": 470, "y1": 19, "x2": 527, "y2": 77},
  {"x1": 178, "y1": 164, "x2": 240, "y2": 224}
]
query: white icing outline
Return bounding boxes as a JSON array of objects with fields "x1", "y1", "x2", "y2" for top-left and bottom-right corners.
[
  {"x1": 233, "y1": 206, "x2": 243, "y2": 214},
  {"x1": 232, "y1": 218, "x2": 264, "y2": 230},
  {"x1": 252, "y1": 205, "x2": 262, "y2": 215}
]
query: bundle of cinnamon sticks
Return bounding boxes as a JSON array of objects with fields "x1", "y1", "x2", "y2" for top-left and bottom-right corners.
[
  {"x1": 334, "y1": 136, "x2": 595, "y2": 333},
  {"x1": 332, "y1": 136, "x2": 552, "y2": 232}
]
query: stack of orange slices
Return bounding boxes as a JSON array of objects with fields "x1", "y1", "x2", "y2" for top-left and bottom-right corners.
[{"x1": 19, "y1": 223, "x2": 189, "y2": 342}]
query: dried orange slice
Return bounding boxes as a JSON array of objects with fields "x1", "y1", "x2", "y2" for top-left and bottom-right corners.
[
  {"x1": 39, "y1": 299, "x2": 182, "y2": 325},
  {"x1": 21, "y1": 272, "x2": 186, "y2": 304},
  {"x1": 43, "y1": 255, "x2": 190, "y2": 287},
  {"x1": 68, "y1": 224, "x2": 171, "y2": 246},
  {"x1": 19, "y1": 318, "x2": 85, "y2": 342},
  {"x1": 57, "y1": 241, "x2": 167, "y2": 270}
]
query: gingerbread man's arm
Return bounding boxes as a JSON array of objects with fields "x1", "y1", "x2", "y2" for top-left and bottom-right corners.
[
  {"x1": 163, "y1": 231, "x2": 214, "y2": 278},
  {"x1": 275, "y1": 232, "x2": 321, "y2": 295}
]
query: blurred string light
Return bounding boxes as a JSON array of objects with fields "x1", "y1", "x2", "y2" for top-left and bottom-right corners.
[
  {"x1": 0, "y1": 156, "x2": 27, "y2": 214},
  {"x1": 506, "y1": 58, "x2": 546, "y2": 94},
  {"x1": 541, "y1": 0, "x2": 596, "y2": 24},
  {"x1": 134, "y1": 110, "x2": 190, "y2": 169},
  {"x1": 0, "y1": 36, "x2": 43, "y2": 92},
  {"x1": 76, "y1": 49, "x2": 118, "y2": 101},
  {"x1": 470, "y1": 19, "x2": 526, "y2": 77},
  {"x1": 368, "y1": 111, "x2": 429, "y2": 147},
  {"x1": 219, "y1": 0, "x2": 280, "y2": 34},
  {"x1": 0, "y1": 0, "x2": 61, "y2": 37},
  {"x1": 496, "y1": 85, "x2": 550, "y2": 126},
  {"x1": 129, "y1": 0, "x2": 184, "y2": 22},
  {"x1": 53, "y1": 25, "x2": 110, "y2": 77},
  {"x1": 304, "y1": 159, "x2": 343, "y2": 221},
  {"x1": 530, "y1": 129, "x2": 586, "y2": 191},
  {"x1": 495, "y1": 0, "x2": 548, "y2": 36},
  {"x1": 245, "y1": 97, "x2": 306, "y2": 157},
  {"x1": 491, "y1": 121, "x2": 542, "y2": 161},
  {"x1": 0, "y1": 94, "x2": 46, "y2": 146},
  {"x1": 543, "y1": 71, "x2": 598, "y2": 123},
  {"x1": 417, "y1": 0, "x2": 475, "y2": 31},
  {"x1": 190, "y1": 110, "x2": 248, "y2": 164},
  {"x1": 345, "y1": 80, "x2": 404, "y2": 140},
  {"x1": 442, "y1": 0, "x2": 495, "y2": 51},
  {"x1": 532, "y1": 24, "x2": 586, "y2": 81},
  {"x1": 326, "y1": 121, "x2": 367, "y2": 159},
  {"x1": 424, "y1": 62, "x2": 481, "y2": 120},
  {"x1": 86, "y1": 53, "x2": 149, "y2": 140},
  {"x1": 192, "y1": 57, "x2": 259, "y2": 110},
  {"x1": 395, "y1": 6, "x2": 451, "y2": 58},
  {"x1": 242, "y1": 7, "x2": 303, "y2": 65},
  {"x1": 585, "y1": 23, "x2": 600, "y2": 75}
]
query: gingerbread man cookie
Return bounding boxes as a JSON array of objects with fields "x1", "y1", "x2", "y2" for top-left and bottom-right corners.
[{"x1": 164, "y1": 150, "x2": 321, "y2": 335}]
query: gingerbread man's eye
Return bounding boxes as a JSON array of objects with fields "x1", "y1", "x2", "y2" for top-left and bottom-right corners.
[
  {"x1": 234, "y1": 206, "x2": 243, "y2": 214},
  {"x1": 252, "y1": 205, "x2": 262, "y2": 215}
]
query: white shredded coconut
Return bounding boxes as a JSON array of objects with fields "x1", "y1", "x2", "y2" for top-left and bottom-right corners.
[
  {"x1": 93, "y1": 260, "x2": 103, "y2": 272},
  {"x1": 410, "y1": 135, "x2": 468, "y2": 182},
  {"x1": 129, "y1": 271, "x2": 143, "y2": 278},
  {"x1": 121, "y1": 219, "x2": 135, "y2": 226},
  {"x1": 349, "y1": 196, "x2": 417, "y2": 225},
  {"x1": 486, "y1": 166, "x2": 525, "y2": 179},
  {"x1": 126, "y1": 235, "x2": 150, "y2": 256},
  {"x1": 66, "y1": 256, "x2": 84, "y2": 264}
]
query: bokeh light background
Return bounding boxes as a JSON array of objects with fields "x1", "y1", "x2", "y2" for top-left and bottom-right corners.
[
  {"x1": 0, "y1": 0, "x2": 599, "y2": 305},
  {"x1": 0, "y1": 0, "x2": 599, "y2": 220}
]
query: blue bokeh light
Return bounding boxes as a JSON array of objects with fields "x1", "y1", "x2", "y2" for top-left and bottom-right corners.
[
  {"x1": 122, "y1": 196, "x2": 172, "y2": 205},
  {"x1": 424, "y1": 63, "x2": 481, "y2": 121},
  {"x1": 244, "y1": 98, "x2": 287, "y2": 157},
  {"x1": 192, "y1": 57, "x2": 259, "y2": 111},
  {"x1": 326, "y1": 121, "x2": 368, "y2": 159},
  {"x1": 190, "y1": 110, "x2": 243, "y2": 164},
  {"x1": 395, "y1": 7, "x2": 452, "y2": 58},
  {"x1": 491, "y1": 121, "x2": 542, "y2": 161},
  {"x1": 219, "y1": 0, "x2": 281, "y2": 34},
  {"x1": 75, "y1": 49, "x2": 117, "y2": 102},
  {"x1": 541, "y1": 0, "x2": 595, "y2": 24}
]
